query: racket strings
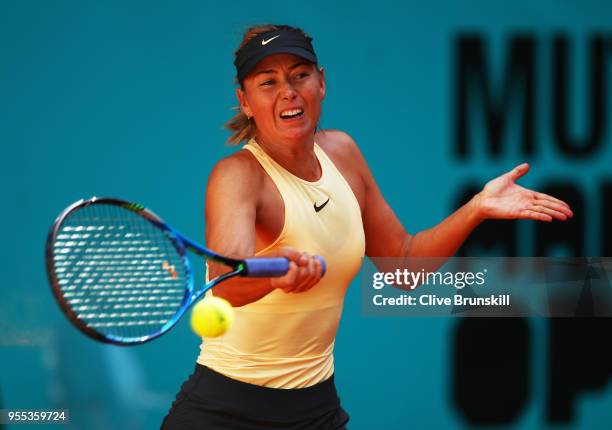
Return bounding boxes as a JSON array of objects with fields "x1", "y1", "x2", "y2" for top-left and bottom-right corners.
[{"x1": 52, "y1": 203, "x2": 188, "y2": 340}]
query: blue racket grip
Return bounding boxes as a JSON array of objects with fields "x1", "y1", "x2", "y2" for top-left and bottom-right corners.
[{"x1": 242, "y1": 256, "x2": 327, "y2": 277}]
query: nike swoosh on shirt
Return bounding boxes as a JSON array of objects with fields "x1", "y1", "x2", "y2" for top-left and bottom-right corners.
[
  {"x1": 314, "y1": 198, "x2": 330, "y2": 213},
  {"x1": 261, "y1": 35, "x2": 280, "y2": 45}
]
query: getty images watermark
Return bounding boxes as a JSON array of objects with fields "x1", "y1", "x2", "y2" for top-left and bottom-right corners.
[
  {"x1": 361, "y1": 257, "x2": 612, "y2": 317},
  {"x1": 371, "y1": 267, "x2": 510, "y2": 308}
]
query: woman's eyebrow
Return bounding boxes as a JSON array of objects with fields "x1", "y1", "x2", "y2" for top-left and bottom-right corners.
[
  {"x1": 253, "y1": 69, "x2": 277, "y2": 77},
  {"x1": 254, "y1": 62, "x2": 310, "y2": 77},
  {"x1": 289, "y1": 61, "x2": 310, "y2": 70}
]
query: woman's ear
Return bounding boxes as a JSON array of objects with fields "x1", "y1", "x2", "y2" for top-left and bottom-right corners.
[
  {"x1": 318, "y1": 67, "x2": 326, "y2": 101},
  {"x1": 237, "y1": 87, "x2": 252, "y2": 118}
]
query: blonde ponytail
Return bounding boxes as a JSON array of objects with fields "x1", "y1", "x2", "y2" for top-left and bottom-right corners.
[{"x1": 224, "y1": 108, "x2": 256, "y2": 146}]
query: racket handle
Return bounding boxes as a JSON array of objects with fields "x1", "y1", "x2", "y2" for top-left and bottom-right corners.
[{"x1": 242, "y1": 256, "x2": 327, "y2": 277}]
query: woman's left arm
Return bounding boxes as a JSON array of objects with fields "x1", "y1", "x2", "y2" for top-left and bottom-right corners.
[
  {"x1": 402, "y1": 163, "x2": 573, "y2": 258},
  {"x1": 339, "y1": 135, "x2": 573, "y2": 259}
]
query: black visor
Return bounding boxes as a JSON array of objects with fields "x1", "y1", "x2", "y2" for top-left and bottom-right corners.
[{"x1": 234, "y1": 29, "x2": 318, "y2": 83}]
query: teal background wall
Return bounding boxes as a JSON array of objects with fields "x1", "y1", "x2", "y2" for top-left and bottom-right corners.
[{"x1": 1, "y1": 1, "x2": 611, "y2": 428}]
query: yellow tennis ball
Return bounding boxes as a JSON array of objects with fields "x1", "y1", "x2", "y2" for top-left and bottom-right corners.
[{"x1": 190, "y1": 296, "x2": 234, "y2": 338}]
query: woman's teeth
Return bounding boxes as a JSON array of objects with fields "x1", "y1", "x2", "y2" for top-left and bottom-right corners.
[{"x1": 280, "y1": 108, "x2": 304, "y2": 119}]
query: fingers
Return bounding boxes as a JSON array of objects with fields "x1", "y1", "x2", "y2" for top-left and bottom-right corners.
[
  {"x1": 288, "y1": 254, "x2": 311, "y2": 292},
  {"x1": 292, "y1": 255, "x2": 323, "y2": 293},
  {"x1": 532, "y1": 199, "x2": 573, "y2": 218},
  {"x1": 276, "y1": 253, "x2": 323, "y2": 294},
  {"x1": 534, "y1": 192, "x2": 572, "y2": 212},
  {"x1": 521, "y1": 190, "x2": 573, "y2": 221},
  {"x1": 519, "y1": 209, "x2": 552, "y2": 222},
  {"x1": 284, "y1": 261, "x2": 299, "y2": 284},
  {"x1": 520, "y1": 197, "x2": 573, "y2": 222},
  {"x1": 508, "y1": 163, "x2": 530, "y2": 180},
  {"x1": 530, "y1": 204, "x2": 568, "y2": 221}
]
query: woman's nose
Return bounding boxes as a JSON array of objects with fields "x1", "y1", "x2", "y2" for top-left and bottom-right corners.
[{"x1": 280, "y1": 81, "x2": 297, "y2": 100}]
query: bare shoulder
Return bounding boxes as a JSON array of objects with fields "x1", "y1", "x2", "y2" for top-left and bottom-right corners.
[
  {"x1": 315, "y1": 129, "x2": 368, "y2": 173},
  {"x1": 315, "y1": 129, "x2": 368, "y2": 210},
  {"x1": 315, "y1": 129, "x2": 362, "y2": 160},
  {"x1": 207, "y1": 148, "x2": 264, "y2": 197}
]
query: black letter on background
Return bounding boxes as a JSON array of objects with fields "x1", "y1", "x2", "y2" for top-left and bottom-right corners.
[
  {"x1": 534, "y1": 184, "x2": 612, "y2": 422},
  {"x1": 548, "y1": 317, "x2": 612, "y2": 422},
  {"x1": 601, "y1": 181, "x2": 612, "y2": 256},
  {"x1": 455, "y1": 35, "x2": 535, "y2": 158},
  {"x1": 552, "y1": 36, "x2": 606, "y2": 157},
  {"x1": 534, "y1": 183, "x2": 583, "y2": 256},
  {"x1": 453, "y1": 319, "x2": 530, "y2": 424},
  {"x1": 452, "y1": 185, "x2": 528, "y2": 425}
]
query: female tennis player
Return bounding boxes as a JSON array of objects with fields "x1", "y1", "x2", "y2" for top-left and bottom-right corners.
[{"x1": 161, "y1": 24, "x2": 572, "y2": 429}]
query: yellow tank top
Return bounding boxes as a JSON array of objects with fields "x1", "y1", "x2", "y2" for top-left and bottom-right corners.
[{"x1": 197, "y1": 137, "x2": 365, "y2": 388}]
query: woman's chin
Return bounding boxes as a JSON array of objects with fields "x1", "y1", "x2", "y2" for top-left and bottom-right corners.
[{"x1": 276, "y1": 123, "x2": 315, "y2": 141}]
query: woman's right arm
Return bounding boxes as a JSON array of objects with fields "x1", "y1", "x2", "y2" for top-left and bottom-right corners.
[{"x1": 205, "y1": 152, "x2": 323, "y2": 307}]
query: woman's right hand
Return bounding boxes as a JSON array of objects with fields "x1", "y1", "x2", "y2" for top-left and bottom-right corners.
[{"x1": 270, "y1": 247, "x2": 324, "y2": 294}]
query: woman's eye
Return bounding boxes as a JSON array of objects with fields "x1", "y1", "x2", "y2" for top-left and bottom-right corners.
[
  {"x1": 260, "y1": 80, "x2": 275, "y2": 87},
  {"x1": 294, "y1": 72, "x2": 309, "y2": 79}
]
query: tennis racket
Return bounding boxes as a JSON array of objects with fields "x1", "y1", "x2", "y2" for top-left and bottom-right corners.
[{"x1": 45, "y1": 197, "x2": 326, "y2": 345}]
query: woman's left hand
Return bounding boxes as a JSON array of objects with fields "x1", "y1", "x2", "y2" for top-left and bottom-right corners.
[{"x1": 474, "y1": 163, "x2": 573, "y2": 222}]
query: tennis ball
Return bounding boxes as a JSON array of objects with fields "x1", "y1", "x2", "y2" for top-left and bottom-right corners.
[{"x1": 190, "y1": 297, "x2": 235, "y2": 338}]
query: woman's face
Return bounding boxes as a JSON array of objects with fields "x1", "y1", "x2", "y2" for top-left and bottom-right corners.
[{"x1": 237, "y1": 53, "x2": 325, "y2": 145}]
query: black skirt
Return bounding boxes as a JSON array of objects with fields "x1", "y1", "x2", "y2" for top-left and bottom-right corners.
[{"x1": 161, "y1": 364, "x2": 350, "y2": 430}]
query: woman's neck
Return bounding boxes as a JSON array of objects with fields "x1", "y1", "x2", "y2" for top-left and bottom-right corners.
[{"x1": 254, "y1": 134, "x2": 321, "y2": 182}]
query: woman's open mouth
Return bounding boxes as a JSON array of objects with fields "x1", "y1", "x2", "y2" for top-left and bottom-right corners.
[{"x1": 279, "y1": 108, "x2": 304, "y2": 121}]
